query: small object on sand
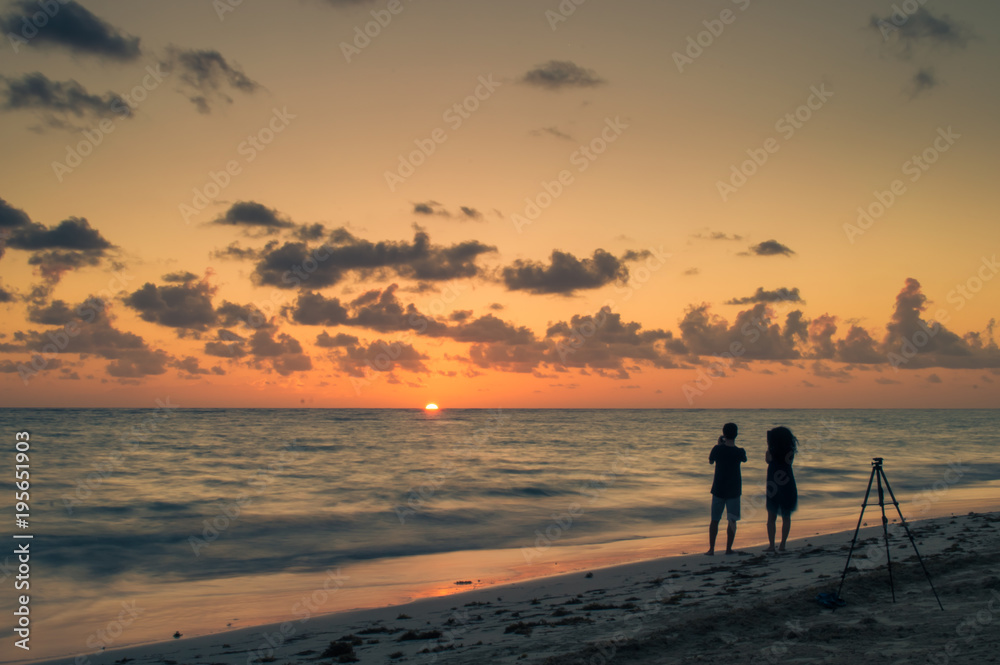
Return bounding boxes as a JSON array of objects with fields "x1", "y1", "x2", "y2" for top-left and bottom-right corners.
[
  {"x1": 815, "y1": 592, "x2": 846, "y2": 609},
  {"x1": 173, "y1": 631, "x2": 182, "y2": 639},
  {"x1": 585, "y1": 572, "x2": 593, "y2": 578}
]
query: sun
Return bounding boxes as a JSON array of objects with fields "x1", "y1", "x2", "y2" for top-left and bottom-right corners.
[{"x1": 424, "y1": 403, "x2": 439, "y2": 410}]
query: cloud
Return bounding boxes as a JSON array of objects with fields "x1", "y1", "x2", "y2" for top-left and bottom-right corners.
[
  {"x1": 251, "y1": 227, "x2": 496, "y2": 289},
  {"x1": 677, "y1": 303, "x2": 802, "y2": 360},
  {"x1": 286, "y1": 292, "x2": 348, "y2": 326},
  {"x1": 0, "y1": 1, "x2": 141, "y2": 60},
  {"x1": 316, "y1": 331, "x2": 358, "y2": 348},
  {"x1": 741, "y1": 240, "x2": 795, "y2": 257},
  {"x1": 694, "y1": 231, "x2": 744, "y2": 241},
  {"x1": 161, "y1": 47, "x2": 259, "y2": 113},
  {"x1": 20, "y1": 297, "x2": 172, "y2": 378},
  {"x1": 907, "y1": 68, "x2": 937, "y2": 97},
  {"x1": 521, "y1": 61, "x2": 605, "y2": 90},
  {"x1": 27, "y1": 300, "x2": 76, "y2": 325},
  {"x1": 0, "y1": 73, "x2": 129, "y2": 129},
  {"x1": 530, "y1": 126, "x2": 575, "y2": 142},
  {"x1": 173, "y1": 356, "x2": 211, "y2": 376},
  {"x1": 726, "y1": 287, "x2": 802, "y2": 306},
  {"x1": 459, "y1": 206, "x2": 483, "y2": 221},
  {"x1": 162, "y1": 271, "x2": 199, "y2": 283},
  {"x1": 927, "y1": 373, "x2": 942, "y2": 383},
  {"x1": 123, "y1": 281, "x2": 218, "y2": 332},
  {"x1": 0, "y1": 284, "x2": 14, "y2": 303},
  {"x1": 248, "y1": 330, "x2": 312, "y2": 376},
  {"x1": 0, "y1": 197, "x2": 31, "y2": 228},
  {"x1": 501, "y1": 249, "x2": 627, "y2": 295},
  {"x1": 334, "y1": 339, "x2": 428, "y2": 377},
  {"x1": 7, "y1": 217, "x2": 113, "y2": 252},
  {"x1": 545, "y1": 307, "x2": 678, "y2": 371},
  {"x1": 211, "y1": 201, "x2": 294, "y2": 234},
  {"x1": 882, "y1": 278, "x2": 1000, "y2": 369},
  {"x1": 871, "y1": 7, "x2": 969, "y2": 56},
  {"x1": 5, "y1": 216, "x2": 115, "y2": 284}
]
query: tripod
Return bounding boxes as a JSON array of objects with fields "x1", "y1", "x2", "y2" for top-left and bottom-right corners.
[{"x1": 836, "y1": 457, "x2": 943, "y2": 610}]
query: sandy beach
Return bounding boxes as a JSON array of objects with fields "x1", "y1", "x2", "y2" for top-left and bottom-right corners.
[{"x1": 23, "y1": 510, "x2": 1000, "y2": 665}]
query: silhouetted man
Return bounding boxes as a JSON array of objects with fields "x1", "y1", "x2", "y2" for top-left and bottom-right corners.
[{"x1": 706, "y1": 422, "x2": 746, "y2": 555}]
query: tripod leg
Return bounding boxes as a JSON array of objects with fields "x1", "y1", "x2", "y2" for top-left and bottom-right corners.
[
  {"x1": 837, "y1": 466, "x2": 877, "y2": 602},
  {"x1": 876, "y1": 469, "x2": 896, "y2": 602},
  {"x1": 881, "y1": 470, "x2": 945, "y2": 611}
]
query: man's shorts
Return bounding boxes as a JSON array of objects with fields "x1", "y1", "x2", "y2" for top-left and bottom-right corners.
[{"x1": 711, "y1": 495, "x2": 740, "y2": 522}]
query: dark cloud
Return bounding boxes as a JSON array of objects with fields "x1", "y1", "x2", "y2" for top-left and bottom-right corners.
[
  {"x1": 20, "y1": 297, "x2": 173, "y2": 378},
  {"x1": 123, "y1": 281, "x2": 217, "y2": 332},
  {"x1": 0, "y1": 73, "x2": 129, "y2": 129},
  {"x1": 161, "y1": 47, "x2": 259, "y2": 113},
  {"x1": 742, "y1": 240, "x2": 795, "y2": 257},
  {"x1": 677, "y1": 303, "x2": 802, "y2": 360},
  {"x1": 248, "y1": 330, "x2": 312, "y2": 376},
  {"x1": 521, "y1": 60, "x2": 605, "y2": 90},
  {"x1": 162, "y1": 271, "x2": 199, "y2": 283},
  {"x1": 907, "y1": 68, "x2": 937, "y2": 97},
  {"x1": 531, "y1": 126, "x2": 574, "y2": 142},
  {"x1": 213, "y1": 242, "x2": 262, "y2": 261},
  {"x1": 694, "y1": 231, "x2": 744, "y2": 241},
  {"x1": 725, "y1": 287, "x2": 802, "y2": 306},
  {"x1": 211, "y1": 201, "x2": 294, "y2": 234},
  {"x1": 346, "y1": 284, "x2": 448, "y2": 335},
  {"x1": 0, "y1": 1, "x2": 141, "y2": 60},
  {"x1": 0, "y1": 284, "x2": 14, "y2": 303},
  {"x1": 316, "y1": 331, "x2": 358, "y2": 348},
  {"x1": 204, "y1": 329, "x2": 247, "y2": 359},
  {"x1": 173, "y1": 356, "x2": 211, "y2": 376},
  {"x1": 882, "y1": 278, "x2": 1000, "y2": 369},
  {"x1": 545, "y1": 307, "x2": 678, "y2": 371},
  {"x1": 0, "y1": 197, "x2": 31, "y2": 228},
  {"x1": 286, "y1": 292, "x2": 348, "y2": 326},
  {"x1": 413, "y1": 201, "x2": 442, "y2": 216},
  {"x1": 443, "y1": 314, "x2": 535, "y2": 345},
  {"x1": 216, "y1": 301, "x2": 275, "y2": 331},
  {"x1": 871, "y1": 7, "x2": 969, "y2": 56},
  {"x1": 335, "y1": 339, "x2": 428, "y2": 377},
  {"x1": 8, "y1": 217, "x2": 113, "y2": 251},
  {"x1": 502, "y1": 249, "x2": 627, "y2": 295},
  {"x1": 927, "y1": 373, "x2": 942, "y2": 384},
  {"x1": 27, "y1": 300, "x2": 75, "y2": 325},
  {"x1": 459, "y1": 207, "x2": 483, "y2": 221},
  {"x1": 251, "y1": 227, "x2": 495, "y2": 289}
]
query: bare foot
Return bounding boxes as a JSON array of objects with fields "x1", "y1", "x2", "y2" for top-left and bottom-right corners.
[
  {"x1": 778, "y1": 545, "x2": 786, "y2": 552},
  {"x1": 705, "y1": 550, "x2": 715, "y2": 556},
  {"x1": 725, "y1": 549, "x2": 736, "y2": 555}
]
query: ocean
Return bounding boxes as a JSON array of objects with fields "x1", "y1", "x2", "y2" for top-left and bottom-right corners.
[{"x1": 2, "y1": 408, "x2": 998, "y2": 662}]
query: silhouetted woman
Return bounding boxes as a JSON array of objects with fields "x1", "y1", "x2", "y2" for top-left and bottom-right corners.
[{"x1": 763, "y1": 426, "x2": 798, "y2": 552}]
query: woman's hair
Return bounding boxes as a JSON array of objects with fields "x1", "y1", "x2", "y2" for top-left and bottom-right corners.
[{"x1": 767, "y1": 426, "x2": 798, "y2": 464}]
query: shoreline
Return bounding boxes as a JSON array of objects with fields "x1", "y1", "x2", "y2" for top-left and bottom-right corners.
[{"x1": 12, "y1": 506, "x2": 1000, "y2": 665}]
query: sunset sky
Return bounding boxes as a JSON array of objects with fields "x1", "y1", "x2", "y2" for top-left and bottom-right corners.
[{"x1": 1, "y1": 0, "x2": 998, "y2": 407}]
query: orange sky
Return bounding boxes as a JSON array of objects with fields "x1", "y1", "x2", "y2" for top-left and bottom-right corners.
[{"x1": 0, "y1": 0, "x2": 998, "y2": 407}]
